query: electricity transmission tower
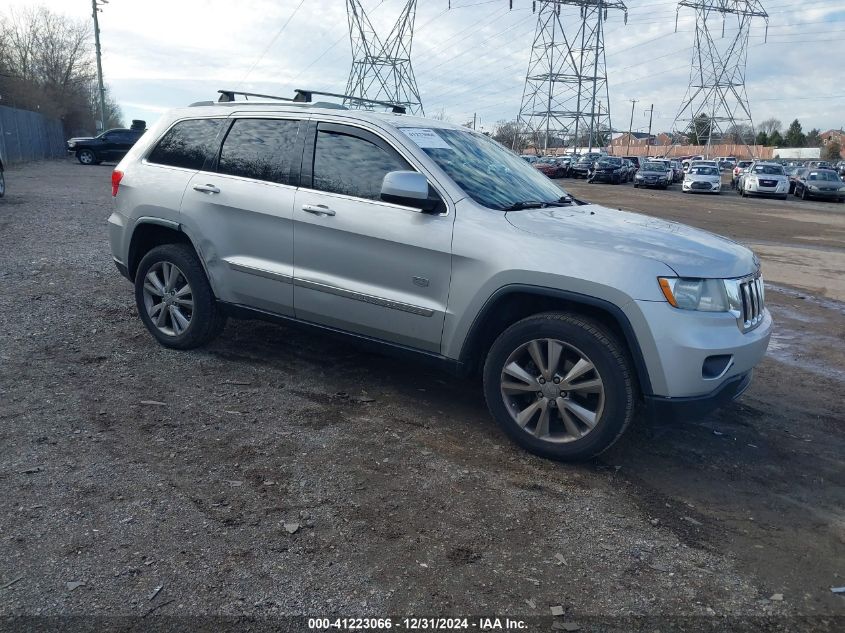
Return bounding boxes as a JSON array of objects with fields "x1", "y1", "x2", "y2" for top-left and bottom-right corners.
[
  {"x1": 670, "y1": 0, "x2": 768, "y2": 157},
  {"x1": 516, "y1": 1, "x2": 627, "y2": 153},
  {"x1": 345, "y1": 0, "x2": 424, "y2": 115}
]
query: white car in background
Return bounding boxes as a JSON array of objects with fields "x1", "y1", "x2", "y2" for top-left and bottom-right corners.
[
  {"x1": 739, "y1": 162, "x2": 789, "y2": 200},
  {"x1": 683, "y1": 164, "x2": 722, "y2": 194}
]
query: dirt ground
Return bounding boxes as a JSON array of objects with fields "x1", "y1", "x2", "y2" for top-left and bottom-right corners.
[{"x1": 0, "y1": 161, "x2": 843, "y2": 631}]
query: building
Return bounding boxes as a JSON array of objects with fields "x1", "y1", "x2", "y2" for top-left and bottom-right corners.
[{"x1": 820, "y1": 129, "x2": 845, "y2": 159}]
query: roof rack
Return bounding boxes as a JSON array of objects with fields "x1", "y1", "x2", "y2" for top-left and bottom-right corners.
[
  {"x1": 217, "y1": 89, "x2": 294, "y2": 103},
  {"x1": 293, "y1": 89, "x2": 406, "y2": 114},
  {"x1": 213, "y1": 88, "x2": 407, "y2": 115}
]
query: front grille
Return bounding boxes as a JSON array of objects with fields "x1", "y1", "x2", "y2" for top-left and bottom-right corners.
[
  {"x1": 759, "y1": 179, "x2": 777, "y2": 187},
  {"x1": 738, "y1": 275, "x2": 765, "y2": 331},
  {"x1": 691, "y1": 181, "x2": 711, "y2": 189}
]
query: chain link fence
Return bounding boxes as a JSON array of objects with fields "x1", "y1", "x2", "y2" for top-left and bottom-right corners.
[{"x1": 0, "y1": 104, "x2": 66, "y2": 165}]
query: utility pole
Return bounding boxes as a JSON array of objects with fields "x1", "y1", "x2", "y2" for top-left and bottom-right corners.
[
  {"x1": 626, "y1": 99, "x2": 638, "y2": 154},
  {"x1": 91, "y1": 0, "x2": 108, "y2": 133},
  {"x1": 645, "y1": 103, "x2": 654, "y2": 156},
  {"x1": 473, "y1": 112, "x2": 477, "y2": 131}
]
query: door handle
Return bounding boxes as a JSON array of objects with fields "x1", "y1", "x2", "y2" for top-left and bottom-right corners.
[
  {"x1": 193, "y1": 184, "x2": 220, "y2": 194},
  {"x1": 301, "y1": 204, "x2": 336, "y2": 216}
]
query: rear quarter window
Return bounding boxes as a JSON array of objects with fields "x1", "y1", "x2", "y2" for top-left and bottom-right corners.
[{"x1": 147, "y1": 118, "x2": 223, "y2": 170}]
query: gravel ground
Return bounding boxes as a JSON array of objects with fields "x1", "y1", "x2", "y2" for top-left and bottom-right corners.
[{"x1": 0, "y1": 160, "x2": 843, "y2": 632}]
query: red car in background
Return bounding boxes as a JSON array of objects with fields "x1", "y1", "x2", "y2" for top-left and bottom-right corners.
[
  {"x1": 732, "y1": 160, "x2": 753, "y2": 188},
  {"x1": 533, "y1": 157, "x2": 569, "y2": 179}
]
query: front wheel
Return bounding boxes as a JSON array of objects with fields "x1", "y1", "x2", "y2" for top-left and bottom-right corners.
[
  {"x1": 483, "y1": 313, "x2": 636, "y2": 461},
  {"x1": 134, "y1": 243, "x2": 226, "y2": 349},
  {"x1": 77, "y1": 149, "x2": 96, "y2": 165}
]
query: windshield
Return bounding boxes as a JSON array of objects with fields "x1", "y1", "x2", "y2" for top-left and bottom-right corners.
[
  {"x1": 807, "y1": 171, "x2": 840, "y2": 181},
  {"x1": 598, "y1": 158, "x2": 621, "y2": 167},
  {"x1": 690, "y1": 166, "x2": 719, "y2": 176},
  {"x1": 402, "y1": 128, "x2": 567, "y2": 210},
  {"x1": 752, "y1": 164, "x2": 784, "y2": 175},
  {"x1": 642, "y1": 162, "x2": 664, "y2": 171}
]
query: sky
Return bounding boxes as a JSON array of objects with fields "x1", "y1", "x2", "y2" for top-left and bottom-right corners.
[{"x1": 6, "y1": 0, "x2": 845, "y2": 134}]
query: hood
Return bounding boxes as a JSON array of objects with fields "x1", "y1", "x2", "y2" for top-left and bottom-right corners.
[
  {"x1": 639, "y1": 169, "x2": 668, "y2": 176},
  {"x1": 506, "y1": 203, "x2": 757, "y2": 279},
  {"x1": 686, "y1": 174, "x2": 721, "y2": 182},
  {"x1": 67, "y1": 136, "x2": 94, "y2": 143}
]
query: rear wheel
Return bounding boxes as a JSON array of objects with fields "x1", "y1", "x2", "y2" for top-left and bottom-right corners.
[
  {"x1": 483, "y1": 313, "x2": 635, "y2": 461},
  {"x1": 77, "y1": 149, "x2": 96, "y2": 165},
  {"x1": 134, "y1": 244, "x2": 226, "y2": 349}
]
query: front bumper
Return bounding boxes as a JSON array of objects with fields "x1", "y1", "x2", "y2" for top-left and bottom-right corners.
[
  {"x1": 591, "y1": 171, "x2": 620, "y2": 182},
  {"x1": 643, "y1": 370, "x2": 752, "y2": 422},
  {"x1": 634, "y1": 299, "x2": 772, "y2": 400},
  {"x1": 804, "y1": 188, "x2": 844, "y2": 199},
  {"x1": 683, "y1": 180, "x2": 721, "y2": 193},
  {"x1": 636, "y1": 177, "x2": 669, "y2": 188},
  {"x1": 745, "y1": 181, "x2": 788, "y2": 196}
]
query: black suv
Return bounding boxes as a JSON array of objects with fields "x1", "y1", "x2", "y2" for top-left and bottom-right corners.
[{"x1": 67, "y1": 120, "x2": 146, "y2": 165}]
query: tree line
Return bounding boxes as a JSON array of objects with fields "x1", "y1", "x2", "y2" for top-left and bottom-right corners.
[{"x1": 0, "y1": 6, "x2": 123, "y2": 137}]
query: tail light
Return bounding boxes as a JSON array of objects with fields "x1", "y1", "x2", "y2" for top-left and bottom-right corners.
[{"x1": 111, "y1": 169, "x2": 124, "y2": 197}]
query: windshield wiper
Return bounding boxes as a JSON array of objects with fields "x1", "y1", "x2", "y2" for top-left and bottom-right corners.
[
  {"x1": 501, "y1": 196, "x2": 573, "y2": 211},
  {"x1": 501, "y1": 201, "x2": 547, "y2": 211}
]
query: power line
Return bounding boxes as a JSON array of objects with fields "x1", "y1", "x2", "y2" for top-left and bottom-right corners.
[{"x1": 237, "y1": 0, "x2": 307, "y2": 87}]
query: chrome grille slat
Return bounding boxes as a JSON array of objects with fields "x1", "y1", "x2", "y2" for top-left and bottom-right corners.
[{"x1": 735, "y1": 273, "x2": 765, "y2": 332}]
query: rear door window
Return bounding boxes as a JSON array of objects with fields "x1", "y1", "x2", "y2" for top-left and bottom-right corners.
[
  {"x1": 147, "y1": 118, "x2": 223, "y2": 170},
  {"x1": 217, "y1": 118, "x2": 300, "y2": 185}
]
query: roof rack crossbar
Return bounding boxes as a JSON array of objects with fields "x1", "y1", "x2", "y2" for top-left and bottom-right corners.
[
  {"x1": 217, "y1": 89, "x2": 294, "y2": 103},
  {"x1": 294, "y1": 89, "x2": 406, "y2": 114}
]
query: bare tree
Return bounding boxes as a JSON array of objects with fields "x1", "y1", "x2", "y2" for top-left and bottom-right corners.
[
  {"x1": 492, "y1": 119, "x2": 531, "y2": 153},
  {"x1": 0, "y1": 6, "x2": 121, "y2": 135},
  {"x1": 758, "y1": 118, "x2": 781, "y2": 136}
]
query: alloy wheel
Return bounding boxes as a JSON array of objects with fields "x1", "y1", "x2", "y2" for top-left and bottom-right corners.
[
  {"x1": 500, "y1": 338, "x2": 605, "y2": 444},
  {"x1": 142, "y1": 261, "x2": 194, "y2": 336},
  {"x1": 79, "y1": 151, "x2": 94, "y2": 165}
]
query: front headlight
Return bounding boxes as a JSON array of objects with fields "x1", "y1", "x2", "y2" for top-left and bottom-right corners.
[
  {"x1": 658, "y1": 277, "x2": 730, "y2": 312},
  {"x1": 635, "y1": 174, "x2": 643, "y2": 180},
  {"x1": 68, "y1": 142, "x2": 76, "y2": 148}
]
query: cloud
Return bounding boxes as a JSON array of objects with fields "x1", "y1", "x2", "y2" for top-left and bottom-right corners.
[{"x1": 6, "y1": 0, "x2": 842, "y2": 134}]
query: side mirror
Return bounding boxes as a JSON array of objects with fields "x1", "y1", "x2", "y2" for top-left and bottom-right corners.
[{"x1": 380, "y1": 171, "x2": 440, "y2": 212}]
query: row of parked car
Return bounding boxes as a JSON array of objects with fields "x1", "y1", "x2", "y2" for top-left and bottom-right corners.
[
  {"x1": 734, "y1": 161, "x2": 845, "y2": 202},
  {"x1": 526, "y1": 153, "x2": 845, "y2": 202}
]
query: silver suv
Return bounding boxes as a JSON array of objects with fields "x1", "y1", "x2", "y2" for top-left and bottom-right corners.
[{"x1": 108, "y1": 92, "x2": 772, "y2": 461}]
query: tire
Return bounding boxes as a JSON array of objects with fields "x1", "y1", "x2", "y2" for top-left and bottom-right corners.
[
  {"x1": 134, "y1": 243, "x2": 226, "y2": 350},
  {"x1": 0, "y1": 171, "x2": 5, "y2": 198},
  {"x1": 482, "y1": 312, "x2": 636, "y2": 461},
  {"x1": 780, "y1": 195, "x2": 788, "y2": 201},
  {"x1": 77, "y1": 149, "x2": 96, "y2": 165},
  {"x1": 633, "y1": 183, "x2": 639, "y2": 188}
]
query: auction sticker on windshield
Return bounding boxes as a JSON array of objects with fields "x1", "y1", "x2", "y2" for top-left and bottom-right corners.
[{"x1": 400, "y1": 128, "x2": 453, "y2": 150}]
